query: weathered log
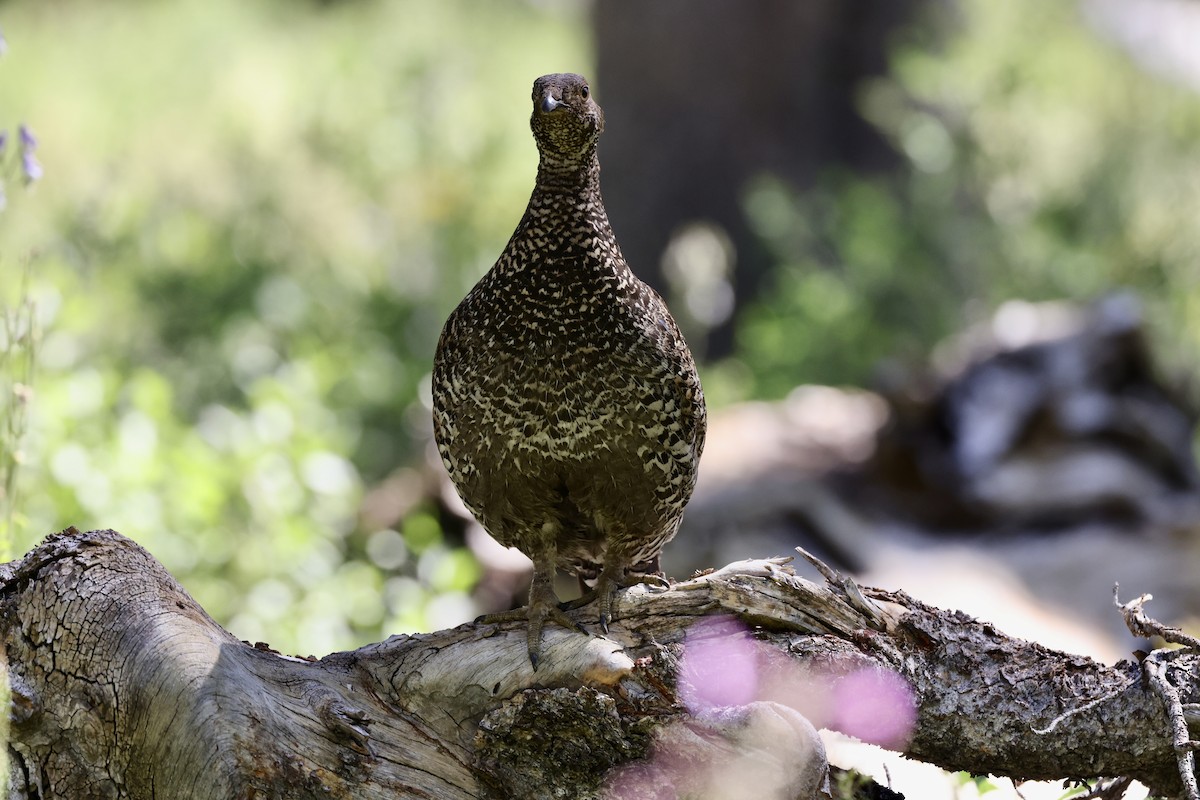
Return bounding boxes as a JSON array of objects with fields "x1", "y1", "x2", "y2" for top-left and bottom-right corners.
[{"x1": 1, "y1": 528, "x2": 1192, "y2": 798}]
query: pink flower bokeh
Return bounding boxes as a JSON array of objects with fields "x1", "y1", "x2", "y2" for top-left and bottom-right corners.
[
  {"x1": 607, "y1": 616, "x2": 919, "y2": 798},
  {"x1": 831, "y1": 667, "x2": 917, "y2": 748},
  {"x1": 677, "y1": 616, "x2": 760, "y2": 714}
]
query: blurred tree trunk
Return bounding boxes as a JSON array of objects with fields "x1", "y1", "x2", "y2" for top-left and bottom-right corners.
[
  {"x1": 2, "y1": 528, "x2": 1191, "y2": 799},
  {"x1": 594, "y1": 0, "x2": 925, "y2": 359}
]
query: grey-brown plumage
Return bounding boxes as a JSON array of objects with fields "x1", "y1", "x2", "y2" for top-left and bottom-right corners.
[{"x1": 432, "y1": 73, "x2": 706, "y2": 666}]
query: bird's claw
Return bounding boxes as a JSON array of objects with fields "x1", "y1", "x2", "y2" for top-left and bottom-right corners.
[
  {"x1": 563, "y1": 571, "x2": 672, "y2": 632},
  {"x1": 642, "y1": 574, "x2": 673, "y2": 593},
  {"x1": 558, "y1": 591, "x2": 596, "y2": 612},
  {"x1": 594, "y1": 574, "x2": 622, "y2": 636}
]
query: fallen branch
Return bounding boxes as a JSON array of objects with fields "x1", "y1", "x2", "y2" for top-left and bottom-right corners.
[{"x1": 1, "y1": 528, "x2": 1193, "y2": 798}]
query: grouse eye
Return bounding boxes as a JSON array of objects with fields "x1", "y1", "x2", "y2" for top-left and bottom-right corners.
[{"x1": 581, "y1": 85, "x2": 590, "y2": 99}]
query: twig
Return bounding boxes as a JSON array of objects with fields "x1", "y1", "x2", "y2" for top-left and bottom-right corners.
[
  {"x1": 1114, "y1": 584, "x2": 1200, "y2": 649},
  {"x1": 1115, "y1": 585, "x2": 1200, "y2": 800},
  {"x1": 1144, "y1": 657, "x2": 1200, "y2": 800},
  {"x1": 794, "y1": 546, "x2": 886, "y2": 628}
]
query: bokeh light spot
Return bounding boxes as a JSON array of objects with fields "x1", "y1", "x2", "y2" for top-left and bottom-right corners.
[
  {"x1": 679, "y1": 616, "x2": 759, "y2": 714},
  {"x1": 832, "y1": 667, "x2": 917, "y2": 748}
]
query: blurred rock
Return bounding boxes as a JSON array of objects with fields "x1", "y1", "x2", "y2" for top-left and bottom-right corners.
[{"x1": 862, "y1": 292, "x2": 1199, "y2": 531}]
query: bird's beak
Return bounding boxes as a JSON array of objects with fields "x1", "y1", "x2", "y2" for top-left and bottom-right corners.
[{"x1": 540, "y1": 93, "x2": 562, "y2": 114}]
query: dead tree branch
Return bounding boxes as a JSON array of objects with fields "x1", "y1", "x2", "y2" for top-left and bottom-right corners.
[{"x1": 1, "y1": 528, "x2": 1193, "y2": 798}]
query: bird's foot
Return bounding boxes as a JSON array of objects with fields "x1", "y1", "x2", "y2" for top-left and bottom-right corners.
[
  {"x1": 556, "y1": 580, "x2": 621, "y2": 632},
  {"x1": 561, "y1": 571, "x2": 673, "y2": 630},
  {"x1": 476, "y1": 590, "x2": 589, "y2": 670},
  {"x1": 593, "y1": 572, "x2": 626, "y2": 634}
]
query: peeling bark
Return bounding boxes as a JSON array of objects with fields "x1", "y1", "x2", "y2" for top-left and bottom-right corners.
[{"x1": 1, "y1": 529, "x2": 1192, "y2": 798}]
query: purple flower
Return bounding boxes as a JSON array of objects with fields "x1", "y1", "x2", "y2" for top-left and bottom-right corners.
[
  {"x1": 21, "y1": 152, "x2": 42, "y2": 184},
  {"x1": 0, "y1": 130, "x2": 7, "y2": 159},
  {"x1": 18, "y1": 124, "x2": 36, "y2": 151},
  {"x1": 17, "y1": 124, "x2": 41, "y2": 183}
]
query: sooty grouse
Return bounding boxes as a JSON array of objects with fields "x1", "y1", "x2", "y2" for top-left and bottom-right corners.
[{"x1": 432, "y1": 73, "x2": 706, "y2": 666}]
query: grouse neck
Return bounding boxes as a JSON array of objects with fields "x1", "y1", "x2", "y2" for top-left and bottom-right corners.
[{"x1": 534, "y1": 147, "x2": 602, "y2": 197}]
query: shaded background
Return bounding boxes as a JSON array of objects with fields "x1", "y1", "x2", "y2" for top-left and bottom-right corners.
[{"x1": 3, "y1": 0, "x2": 1200, "y2": 663}]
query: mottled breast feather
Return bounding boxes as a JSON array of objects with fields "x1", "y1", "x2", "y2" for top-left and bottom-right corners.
[{"x1": 432, "y1": 72, "x2": 706, "y2": 586}]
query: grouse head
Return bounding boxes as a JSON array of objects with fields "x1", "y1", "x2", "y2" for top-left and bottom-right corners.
[{"x1": 530, "y1": 73, "x2": 604, "y2": 159}]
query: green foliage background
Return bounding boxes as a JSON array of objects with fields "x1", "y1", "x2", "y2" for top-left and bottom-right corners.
[
  {"x1": 2, "y1": 0, "x2": 1199, "y2": 654},
  {"x1": 728, "y1": 1, "x2": 1200, "y2": 400},
  {"x1": 1, "y1": 0, "x2": 589, "y2": 653}
]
